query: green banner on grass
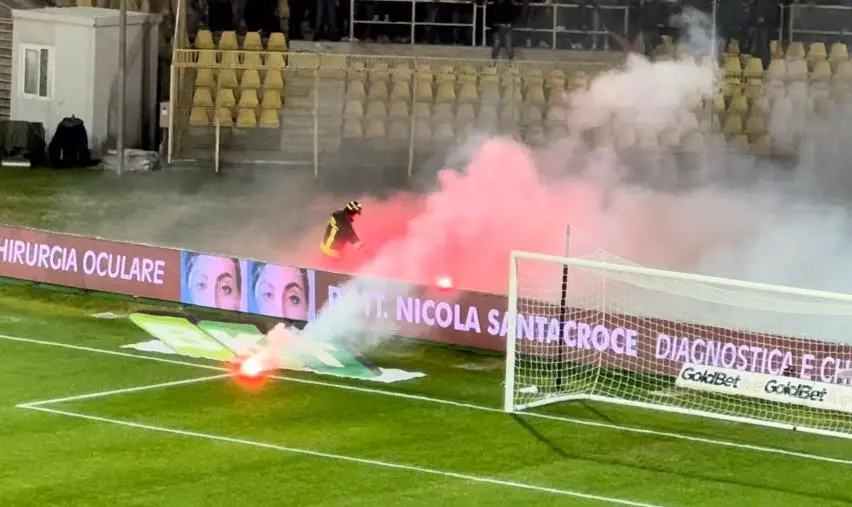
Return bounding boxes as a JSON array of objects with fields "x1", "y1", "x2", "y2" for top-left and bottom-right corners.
[{"x1": 124, "y1": 312, "x2": 424, "y2": 384}]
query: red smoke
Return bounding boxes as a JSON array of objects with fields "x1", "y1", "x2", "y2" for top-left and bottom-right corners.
[{"x1": 296, "y1": 137, "x2": 598, "y2": 295}]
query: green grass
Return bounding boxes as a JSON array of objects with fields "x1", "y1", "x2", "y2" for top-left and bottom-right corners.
[{"x1": 2, "y1": 283, "x2": 852, "y2": 507}]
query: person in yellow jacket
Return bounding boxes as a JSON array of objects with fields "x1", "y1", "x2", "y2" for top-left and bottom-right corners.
[{"x1": 319, "y1": 200, "x2": 364, "y2": 259}]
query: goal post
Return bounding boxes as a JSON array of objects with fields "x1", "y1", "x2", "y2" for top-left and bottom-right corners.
[{"x1": 504, "y1": 250, "x2": 852, "y2": 439}]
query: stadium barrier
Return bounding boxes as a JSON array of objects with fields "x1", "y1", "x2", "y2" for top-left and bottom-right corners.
[{"x1": 2, "y1": 223, "x2": 851, "y2": 384}]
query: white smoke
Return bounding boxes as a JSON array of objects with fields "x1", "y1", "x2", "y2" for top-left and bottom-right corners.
[{"x1": 280, "y1": 6, "x2": 852, "y2": 352}]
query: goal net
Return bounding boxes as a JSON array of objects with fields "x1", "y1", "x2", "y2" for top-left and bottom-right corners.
[{"x1": 504, "y1": 250, "x2": 852, "y2": 439}]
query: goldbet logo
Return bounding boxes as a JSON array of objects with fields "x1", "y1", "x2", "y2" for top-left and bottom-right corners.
[
  {"x1": 681, "y1": 367, "x2": 742, "y2": 388},
  {"x1": 764, "y1": 380, "x2": 828, "y2": 402}
]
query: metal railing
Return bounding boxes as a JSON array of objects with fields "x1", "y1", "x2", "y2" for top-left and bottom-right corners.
[
  {"x1": 782, "y1": 3, "x2": 852, "y2": 46},
  {"x1": 347, "y1": 0, "x2": 629, "y2": 51}
]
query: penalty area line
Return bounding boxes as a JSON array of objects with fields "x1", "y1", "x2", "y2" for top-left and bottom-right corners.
[
  {"x1": 4, "y1": 332, "x2": 852, "y2": 467},
  {"x1": 19, "y1": 404, "x2": 664, "y2": 507},
  {"x1": 16, "y1": 374, "x2": 231, "y2": 408}
]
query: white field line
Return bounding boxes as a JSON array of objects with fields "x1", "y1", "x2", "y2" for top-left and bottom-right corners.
[
  {"x1": 19, "y1": 404, "x2": 665, "y2": 507},
  {"x1": 16, "y1": 374, "x2": 231, "y2": 408},
  {"x1": 4, "y1": 332, "x2": 852, "y2": 467}
]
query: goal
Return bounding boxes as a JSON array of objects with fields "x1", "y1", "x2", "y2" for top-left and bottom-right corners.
[{"x1": 504, "y1": 250, "x2": 852, "y2": 439}]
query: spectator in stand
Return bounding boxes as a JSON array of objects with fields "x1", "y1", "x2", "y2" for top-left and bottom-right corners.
[
  {"x1": 490, "y1": 0, "x2": 524, "y2": 59},
  {"x1": 314, "y1": 0, "x2": 339, "y2": 40}
]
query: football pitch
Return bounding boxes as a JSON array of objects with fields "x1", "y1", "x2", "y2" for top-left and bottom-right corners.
[{"x1": 2, "y1": 282, "x2": 852, "y2": 507}]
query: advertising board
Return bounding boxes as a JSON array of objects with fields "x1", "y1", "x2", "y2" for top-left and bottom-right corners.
[{"x1": 3, "y1": 224, "x2": 852, "y2": 385}]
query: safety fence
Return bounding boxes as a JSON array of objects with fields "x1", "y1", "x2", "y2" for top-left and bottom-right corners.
[
  {"x1": 167, "y1": 49, "x2": 616, "y2": 178},
  {"x1": 784, "y1": 3, "x2": 852, "y2": 46}
]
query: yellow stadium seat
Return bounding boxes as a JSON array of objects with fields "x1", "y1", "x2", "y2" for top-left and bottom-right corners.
[
  {"x1": 236, "y1": 108, "x2": 257, "y2": 128},
  {"x1": 786, "y1": 59, "x2": 808, "y2": 80},
  {"x1": 268, "y1": 32, "x2": 287, "y2": 51},
  {"x1": 765, "y1": 80, "x2": 785, "y2": 101},
  {"x1": 722, "y1": 114, "x2": 743, "y2": 135},
  {"x1": 743, "y1": 57, "x2": 764, "y2": 83},
  {"x1": 365, "y1": 100, "x2": 387, "y2": 119},
  {"x1": 197, "y1": 50, "x2": 218, "y2": 67},
  {"x1": 367, "y1": 81, "x2": 389, "y2": 100},
  {"x1": 266, "y1": 53, "x2": 286, "y2": 70},
  {"x1": 458, "y1": 83, "x2": 479, "y2": 103},
  {"x1": 216, "y1": 88, "x2": 236, "y2": 108},
  {"x1": 807, "y1": 42, "x2": 827, "y2": 61},
  {"x1": 523, "y1": 68, "x2": 544, "y2": 85},
  {"x1": 548, "y1": 88, "x2": 567, "y2": 106},
  {"x1": 525, "y1": 84, "x2": 546, "y2": 105},
  {"x1": 727, "y1": 39, "x2": 740, "y2": 55},
  {"x1": 766, "y1": 59, "x2": 786, "y2": 80},
  {"x1": 343, "y1": 119, "x2": 363, "y2": 139},
  {"x1": 477, "y1": 104, "x2": 498, "y2": 124},
  {"x1": 218, "y1": 69, "x2": 239, "y2": 88},
  {"x1": 238, "y1": 89, "x2": 259, "y2": 108},
  {"x1": 744, "y1": 114, "x2": 766, "y2": 136},
  {"x1": 712, "y1": 92, "x2": 726, "y2": 114},
  {"x1": 524, "y1": 104, "x2": 543, "y2": 125},
  {"x1": 390, "y1": 81, "x2": 410, "y2": 101},
  {"x1": 220, "y1": 51, "x2": 240, "y2": 68},
  {"x1": 769, "y1": 40, "x2": 783, "y2": 59},
  {"x1": 724, "y1": 55, "x2": 743, "y2": 83},
  {"x1": 348, "y1": 62, "x2": 366, "y2": 80},
  {"x1": 750, "y1": 96, "x2": 770, "y2": 115},
  {"x1": 785, "y1": 41, "x2": 805, "y2": 60},
  {"x1": 829, "y1": 43, "x2": 849, "y2": 64},
  {"x1": 344, "y1": 100, "x2": 364, "y2": 118},
  {"x1": 727, "y1": 94, "x2": 749, "y2": 116},
  {"x1": 244, "y1": 52, "x2": 263, "y2": 69},
  {"x1": 391, "y1": 63, "x2": 412, "y2": 82},
  {"x1": 415, "y1": 82, "x2": 433, "y2": 102},
  {"x1": 194, "y1": 29, "x2": 215, "y2": 50},
  {"x1": 414, "y1": 120, "x2": 431, "y2": 141},
  {"x1": 258, "y1": 109, "x2": 280, "y2": 128},
  {"x1": 218, "y1": 31, "x2": 239, "y2": 50},
  {"x1": 455, "y1": 103, "x2": 476, "y2": 125},
  {"x1": 497, "y1": 103, "x2": 518, "y2": 125},
  {"x1": 189, "y1": 107, "x2": 210, "y2": 126},
  {"x1": 193, "y1": 87, "x2": 214, "y2": 107},
  {"x1": 388, "y1": 120, "x2": 409, "y2": 140},
  {"x1": 260, "y1": 89, "x2": 283, "y2": 109},
  {"x1": 364, "y1": 119, "x2": 386, "y2": 139},
  {"x1": 263, "y1": 71, "x2": 285, "y2": 91},
  {"x1": 503, "y1": 83, "x2": 523, "y2": 103},
  {"x1": 388, "y1": 101, "x2": 409, "y2": 120},
  {"x1": 435, "y1": 82, "x2": 456, "y2": 102},
  {"x1": 346, "y1": 80, "x2": 366, "y2": 100},
  {"x1": 195, "y1": 68, "x2": 216, "y2": 87},
  {"x1": 240, "y1": 70, "x2": 262, "y2": 89},
  {"x1": 215, "y1": 108, "x2": 233, "y2": 127},
  {"x1": 811, "y1": 60, "x2": 832, "y2": 81},
  {"x1": 433, "y1": 122, "x2": 454, "y2": 142},
  {"x1": 411, "y1": 102, "x2": 430, "y2": 119},
  {"x1": 243, "y1": 31, "x2": 263, "y2": 51},
  {"x1": 568, "y1": 71, "x2": 588, "y2": 91},
  {"x1": 432, "y1": 103, "x2": 453, "y2": 123},
  {"x1": 480, "y1": 82, "x2": 500, "y2": 103}
]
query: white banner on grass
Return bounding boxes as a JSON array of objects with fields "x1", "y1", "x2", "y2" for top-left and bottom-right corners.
[{"x1": 675, "y1": 363, "x2": 852, "y2": 414}]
